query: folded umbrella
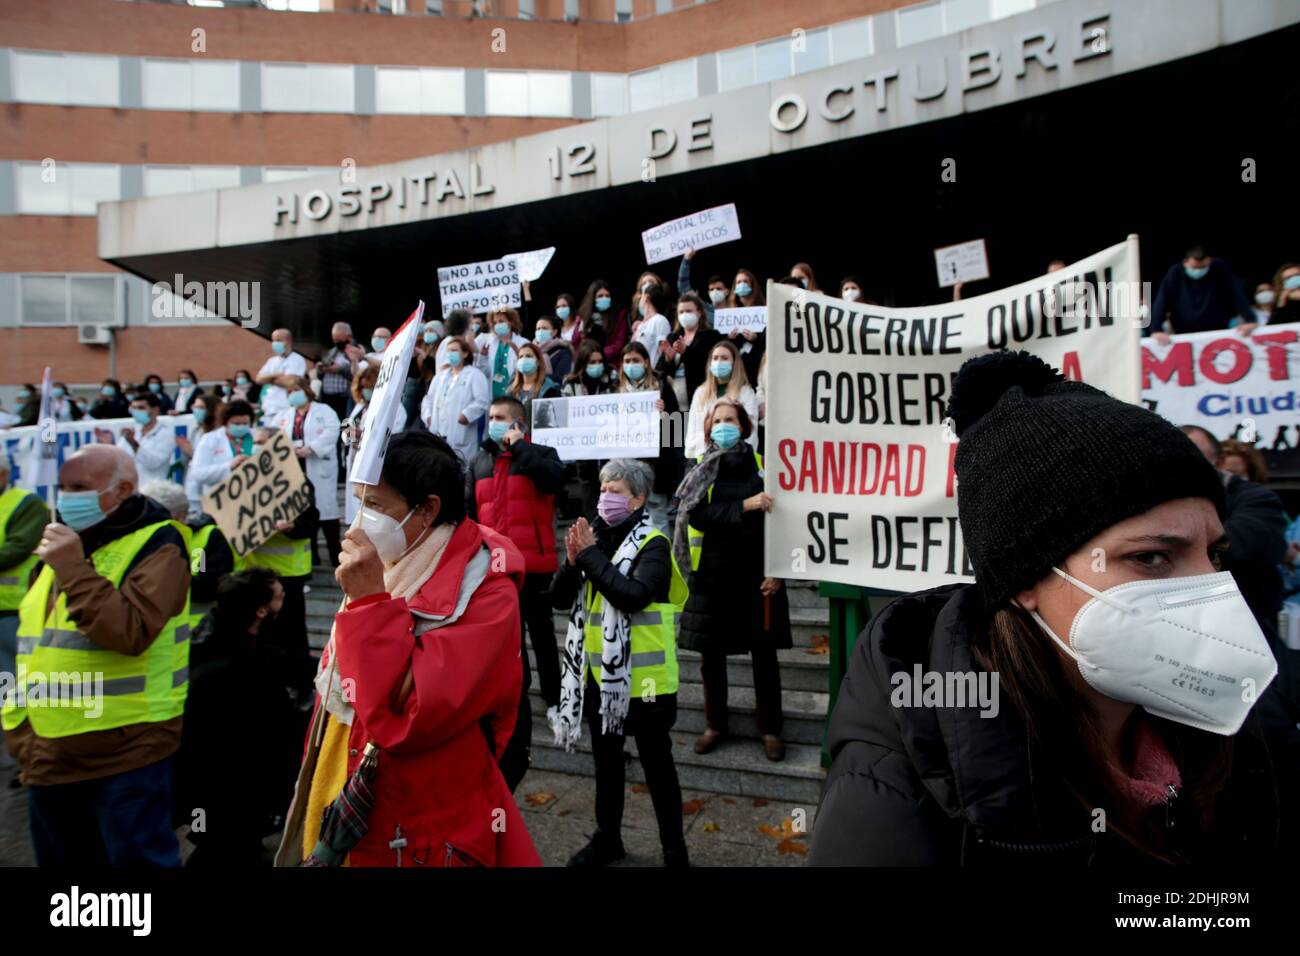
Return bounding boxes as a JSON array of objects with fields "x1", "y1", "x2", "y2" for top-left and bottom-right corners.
[{"x1": 301, "y1": 741, "x2": 380, "y2": 868}]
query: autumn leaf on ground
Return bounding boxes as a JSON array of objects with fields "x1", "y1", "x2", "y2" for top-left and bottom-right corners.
[
  {"x1": 630, "y1": 783, "x2": 650, "y2": 794},
  {"x1": 524, "y1": 792, "x2": 556, "y2": 807},
  {"x1": 557, "y1": 809, "x2": 571, "y2": 817},
  {"x1": 722, "y1": 798, "x2": 736, "y2": 805},
  {"x1": 682, "y1": 799, "x2": 707, "y2": 814},
  {"x1": 777, "y1": 838, "x2": 809, "y2": 856},
  {"x1": 757, "y1": 823, "x2": 785, "y2": 838},
  {"x1": 806, "y1": 634, "x2": 830, "y2": 656},
  {"x1": 759, "y1": 818, "x2": 805, "y2": 840},
  {"x1": 753, "y1": 798, "x2": 769, "y2": 807},
  {"x1": 702, "y1": 822, "x2": 720, "y2": 833}
]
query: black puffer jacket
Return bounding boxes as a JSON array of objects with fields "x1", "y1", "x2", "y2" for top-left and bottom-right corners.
[
  {"x1": 809, "y1": 584, "x2": 1288, "y2": 866},
  {"x1": 675, "y1": 450, "x2": 791, "y2": 655}
]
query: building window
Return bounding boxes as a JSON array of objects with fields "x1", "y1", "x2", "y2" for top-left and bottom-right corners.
[
  {"x1": 16, "y1": 162, "x2": 120, "y2": 216},
  {"x1": 376, "y1": 67, "x2": 466, "y2": 114},
  {"x1": 897, "y1": 2, "x2": 945, "y2": 46},
  {"x1": 830, "y1": 17, "x2": 873, "y2": 63},
  {"x1": 427, "y1": 0, "x2": 444, "y2": 13},
  {"x1": 992, "y1": 0, "x2": 1035, "y2": 17},
  {"x1": 659, "y1": 59, "x2": 696, "y2": 105},
  {"x1": 18, "y1": 274, "x2": 120, "y2": 326},
  {"x1": 944, "y1": 0, "x2": 991, "y2": 32},
  {"x1": 615, "y1": 0, "x2": 632, "y2": 22},
  {"x1": 563, "y1": 0, "x2": 579, "y2": 20},
  {"x1": 716, "y1": 47, "x2": 755, "y2": 92},
  {"x1": 628, "y1": 68, "x2": 661, "y2": 112},
  {"x1": 263, "y1": 167, "x2": 336, "y2": 183},
  {"x1": 142, "y1": 58, "x2": 240, "y2": 111},
  {"x1": 590, "y1": 73, "x2": 629, "y2": 116},
  {"x1": 655, "y1": 0, "x2": 672, "y2": 13},
  {"x1": 262, "y1": 63, "x2": 355, "y2": 113},
  {"x1": 12, "y1": 50, "x2": 119, "y2": 107},
  {"x1": 143, "y1": 165, "x2": 241, "y2": 197},
  {"x1": 485, "y1": 71, "x2": 572, "y2": 117},
  {"x1": 754, "y1": 38, "x2": 792, "y2": 82},
  {"x1": 792, "y1": 27, "x2": 831, "y2": 75},
  {"x1": 518, "y1": 0, "x2": 534, "y2": 18}
]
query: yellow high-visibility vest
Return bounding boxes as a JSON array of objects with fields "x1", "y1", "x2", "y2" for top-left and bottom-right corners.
[
  {"x1": 687, "y1": 452, "x2": 763, "y2": 572},
  {"x1": 243, "y1": 532, "x2": 311, "y2": 578},
  {"x1": 1, "y1": 520, "x2": 190, "y2": 737},
  {"x1": 0, "y1": 487, "x2": 41, "y2": 612}
]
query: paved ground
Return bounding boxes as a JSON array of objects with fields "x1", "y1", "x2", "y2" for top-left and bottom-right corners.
[{"x1": 0, "y1": 761, "x2": 814, "y2": 867}]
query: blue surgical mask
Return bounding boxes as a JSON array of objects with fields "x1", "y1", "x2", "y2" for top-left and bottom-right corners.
[
  {"x1": 555, "y1": 306, "x2": 571, "y2": 320},
  {"x1": 711, "y1": 423, "x2": 741, "y2": 449},
  {"x1": 637, "y1": 301, "x2": 646, "y2": 317},
  {"x1": 371, "y1": 336, "x2": 388, "y2": 352},
  {"x1": 518, "y1": 357, "x2": 539, "y2": 376},
  {"x1": 101, "y1": 385, "x2": 116, "y2": 397},
  {"x1": 1285, "y1": 275, "x2": 1300, "y2": 291},
  {"x1": 179, "y1": 378, "x2": 193, "y2": 388},
  {"x1": 494, "y1": 322, "x2": 511, "y2": 337},
  {"x1": 586, "y1": 363, "x2": 604, "y2": 379},
  {"x1": 1184, "y1": 265, "x2": 1209, "y2": 281},
  {"x1": 472, "y1": 322, "x2": 482, "y2": 334},
  {"x1": 624, "y1": 362, "x2": 646, "y2": 381},
  {"x1": 130, "y1": 409, "x2": 151, "y2": 425},
  {"x1": 535, "y1": 328, "x2": 553, "y2": 344},
  {"x1": 272, "y1": 341, "x2": 287, "y2": 355},
  {"x1": 711, "y1": 361, "x2": 733, "y2": 381},
  {"x1": 447, "y1": 351, "x2": 463, "y2": 367},
  {"x1": 595, "y1": 296, "x2": 611, "y2": 312},
  {"x1": 488, "y1": 420, "x2": 511, "y2": 443},
  {"x1": 58, "y1": 486, "x2": 115, "y2": 532},
  {"x1": 423, "y1": 332, "x2": 438, "y2": 345},
  {"x1": 51, "y1": 387, "x2": 65, "y2": 398},
  {"x1": 362, "y1": 387, "x2": 374, "y2": 401},
  {"x1": 228, "y1": 423, "x2": 251, "y2": 439},
  {"x1": 288, "y1": 390, "x2": 308, "y2": 408},
  {"x1": 735, "y1": 282, "x2": 753, "y2": 298},
  {"x1": 236, "y1": 376, "x2": 250, "y2": 387},
  {"x1": 192, "y1": 407, "x2": 207, "y2": 424},
  {"x1": 148, "y1": 382, "x2": 162, "y2": 393}
]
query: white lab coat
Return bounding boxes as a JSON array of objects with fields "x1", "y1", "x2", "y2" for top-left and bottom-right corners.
[
  {"x1": 421, "y1": 365, "x2": 490, "y2": 466},
  {"x1": 256, "y1": 351, "x2": 308, "y2": 419},
  {"x1": 342, "y1": 401, "x2": 407, "y2": 525},
  {"x1": 272, "y1": 401, "x2": 342, "y2": 521},
  {"x1": 684, "y1": 383, "x2": 759, "y2": 460},
  {"x1": 117, "y1": 420, "x2": 176, "y2": 486},
  {"x1": 633, "y1": 312, "x2": 672, "y2": 361},
  {"x1": 174, "y1": 385, "x2": 200, "y2": 414},
  {"x1": 189, "y1": 426, "x2": 243, "y2": 514},
  {"x1": 473, "y1": 332, "x2": 528, "y2": 394}
]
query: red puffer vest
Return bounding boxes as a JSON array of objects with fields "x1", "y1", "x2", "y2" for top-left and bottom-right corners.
[{"x1": 474, "y1": 446, "x2": 557, "y2": 574}]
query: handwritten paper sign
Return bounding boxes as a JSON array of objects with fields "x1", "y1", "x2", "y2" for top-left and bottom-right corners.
[
  {"x1": 934, "y1": 239, "x2": 990, "y2": 288},
  {"x1": 641, "y1": 203, "x2": 741, "y2": 266},
  {"x1": 505, "y1": 246, "x2": 556, "y2": 283},
  {"x1": 713, "y1": 306, "x2": 767, "y2": 334},
  {"x1": 202, "y1": 430, "x2": 312, "y2": 557},
  {"x1": 437, "y1": 256, "x2": 522, "y2": 316}
]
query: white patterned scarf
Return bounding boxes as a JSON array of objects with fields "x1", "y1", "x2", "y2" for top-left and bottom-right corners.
[{"x1": 549, "y1": 510, "x2": 654, "y2": 749}]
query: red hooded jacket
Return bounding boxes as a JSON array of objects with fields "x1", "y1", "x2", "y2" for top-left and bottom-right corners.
[
  {"x1": 328, "y1": 518, "x2": 541, "y2": 867},
  {"x1": 466, "y1": 437, "x2": 565, "y2": 575}
]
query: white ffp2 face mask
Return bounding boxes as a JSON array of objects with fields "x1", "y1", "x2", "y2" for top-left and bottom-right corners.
[
  {"x1": 358, "y1": 506, "x2": 414, "y2": 566},
  {"x1": 1030, "y1": 568, "x2": 1277, "y2": 736}
]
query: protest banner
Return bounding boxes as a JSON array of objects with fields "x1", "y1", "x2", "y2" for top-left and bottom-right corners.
[
  {"x1": 531, "y1": 391, "x2": 660, "y2": 461},
  {"x1": 437, "y1": 257, "x2": 521, "y2": 316},
  {"x1": 3, "y1": 414, "x2": 197, "y2": 501},
  {"x1": 713, "y1": 306, "x2": 766, "y2": 335},
  {"x1": 934, "y1": 239, "x2": 990, "y2": 288},
  {"x1": 505, "y1": 246, "x2": 556, "y2": 283},
  {"x1": 1142, "y1": 322, "x2": 1300, "y2": 478},
  {"x1": 350, "y1": 302, "x2": 422, "y2": 487},
  {"x1": 641, "y1": 202, "x2": 741, "y2": 266},
  {"x1": 764, "y1": 236, "x2": 1142, "y2": 592},
  {"x1": 201, "y1": 430, "x2": 312, "y2": 557}
]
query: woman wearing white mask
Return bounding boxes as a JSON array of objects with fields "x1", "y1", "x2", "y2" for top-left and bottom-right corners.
[
  {"x1": 343, "y1": 364, "x2": 406, "y2": 526},
  {"x1": 659, "y1": 292, "x2": 723, "y2": 413},
  {"x1": 631, "y1": 283, "x2": 673, "y2": 362},
  {"x1": 810, "y1": 351, "x2": 1285, "y2": 866},
  {"x1": 272, "y1": 376, "x2": 342, "y2": 567},
  {"x1": 422, "y1": 337, "x2": 490, "y2": 466},
  {"x1": 838, "y1": 275, "x2": 874, "y2": 305},
  {"x1": 683, "y1": 341, "x2": 758, "y2": 460}
]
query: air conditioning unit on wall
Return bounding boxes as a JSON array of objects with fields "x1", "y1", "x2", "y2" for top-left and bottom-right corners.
[{"x1": 78, "y1": 324, "x2": 114, "y2": 346}]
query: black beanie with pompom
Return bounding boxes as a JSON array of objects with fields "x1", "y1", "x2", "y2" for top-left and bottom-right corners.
[{"x1": 946, "y1": 350, "x2": 1226, "y2": 608}]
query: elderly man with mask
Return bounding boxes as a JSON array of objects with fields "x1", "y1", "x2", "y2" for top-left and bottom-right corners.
[{"x1": 1, "y1": 445, "x2": 191, "y2": 866}]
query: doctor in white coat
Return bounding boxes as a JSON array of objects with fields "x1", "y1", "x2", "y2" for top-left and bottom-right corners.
[
  {"x1": 473, "y1": 307, "x2": 529, "y2": 399},
  {"x1": 272, "y1": 376, "x2": 341, "y2": 567},
  {"x1": 421, "y1": 337, "x2": 489, "y2": 466},
  {"x1": 188, "y1": 399, "x2": 258, "y2": 513}
]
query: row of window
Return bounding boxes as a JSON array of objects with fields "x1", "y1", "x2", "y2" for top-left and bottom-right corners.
[
  {"x1": 10, "y1": 272, "x2": 228, "y2": 327},
  {"x1": 11, "y1": 162, "x2": 338, "y2": 216},
  {"x1": 6, "y1": 0, "x2": 1049, "y2": 116}
]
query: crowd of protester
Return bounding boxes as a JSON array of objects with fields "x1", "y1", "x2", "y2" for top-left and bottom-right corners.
[{"x1": 0, "y1": 242, "x2": 1296, "y2": 868}]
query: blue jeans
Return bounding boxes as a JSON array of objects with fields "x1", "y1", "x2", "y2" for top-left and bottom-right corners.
[{"x1": 27, "y1": 757, "x2": 182, "y2": 867}]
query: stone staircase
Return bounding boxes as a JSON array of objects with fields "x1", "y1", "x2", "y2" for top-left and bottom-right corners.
[{"x1": 304, "y1": 499, "x2": 833, "y2": 805}]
